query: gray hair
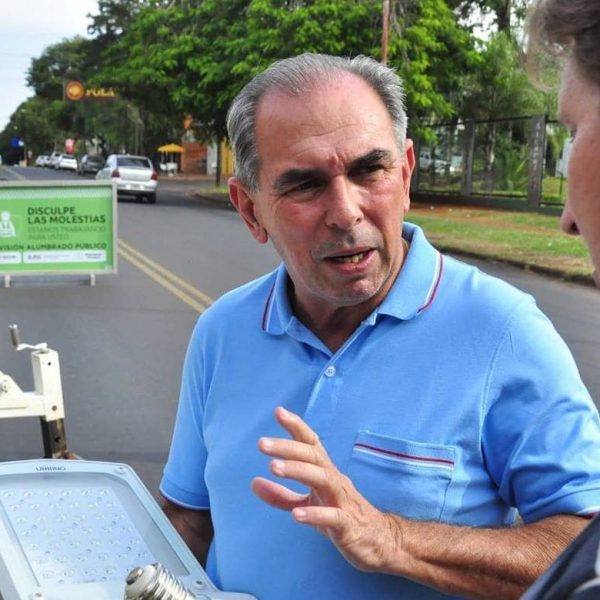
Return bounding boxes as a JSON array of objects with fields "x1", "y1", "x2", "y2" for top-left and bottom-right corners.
[
  {"x1": 526, "y1": 0, "x2": 600, "y2": 88},
  {"x1": 226, "y1": 53, "x2": 408, "y2": 192}
]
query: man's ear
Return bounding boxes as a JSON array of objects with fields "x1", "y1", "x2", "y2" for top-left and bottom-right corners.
[
  {"x1": 228, "y1": 177, "x2": 269, "y2": 244},
  {"x1": 402, "y1": 139, "x2": 416, "y2": 213}
]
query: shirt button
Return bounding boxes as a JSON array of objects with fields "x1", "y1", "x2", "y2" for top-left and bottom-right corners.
[{"x1": 324, "y1": 366, "x2": 336, "y2": 377}]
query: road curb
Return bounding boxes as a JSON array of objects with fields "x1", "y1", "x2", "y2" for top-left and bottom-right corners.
[{"x1": 193, "y1": 192, "x2": 233, "y2": 207}]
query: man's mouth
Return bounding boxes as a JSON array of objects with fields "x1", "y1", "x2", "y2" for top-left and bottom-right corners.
[{"x1": 330, "y1": 251, "x2": 368, "y2": 264}]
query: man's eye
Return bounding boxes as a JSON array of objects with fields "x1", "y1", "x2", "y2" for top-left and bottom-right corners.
[
  {"x1": 283, "y1": 180, "x2": 321, "y2": 196},
  {"x1": 351, "y1": 163, "x2": 384, "y2": 177}
]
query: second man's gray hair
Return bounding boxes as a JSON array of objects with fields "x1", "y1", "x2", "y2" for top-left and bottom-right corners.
[{"x1": 226, "y1": 53, "x2": 408, "y2": 192}]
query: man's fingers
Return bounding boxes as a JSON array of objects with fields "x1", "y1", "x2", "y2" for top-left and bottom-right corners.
[
  {"x1": 275, "y1": 406, "x2": 322, "y2": 447},
  {"x1": 258, "y1": 436, "x2": 324, "y2": 466},
  {"x1": 270, "y1": 459, "x2": 332, "y2": 493},
  {"x1": 292, "y1": 505, "x2": 345, "y2": 532},
  {"x1": 251, "y1": 476, "x2": 309, "y2": 509}
]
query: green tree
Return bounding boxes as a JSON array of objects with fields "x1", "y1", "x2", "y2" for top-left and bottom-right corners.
[
  {"x1": 460, "y1": 31, "x2": 548, "y2": 121},
  {"x1": 92, "y1": 0, "x2": 383, "y2": 181},
  {"x1": 3, "y1": 0, "x2": 554, "y2": 178},
  {"x1": 88, "y1": 1, "x2": 189, "y2": 157},
  {"x1": 27, "y1": 37, "x2": 96, "y2": 102},
  {"x1": 92, "y1": 0, "x2": 477, "y2": 181},
  {"x1": 388, "y1": 0, "x2": 478, "y2": 130},
  {"x1": 24, "y1": 37, "x2": 137, "y2": 156},
  {"x1": 457, "y1": 31, "x2": 549, "y2": 189},
  {"x1": 0, "y1": 98, "x2": 58, "y2": 162}
]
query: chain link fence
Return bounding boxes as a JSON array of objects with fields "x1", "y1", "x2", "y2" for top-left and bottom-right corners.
[{"x1": 411, "y1": 115, "x2": 570, "y2": 211}]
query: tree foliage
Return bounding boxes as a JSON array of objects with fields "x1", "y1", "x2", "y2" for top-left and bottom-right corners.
[
  {"x1": 27, "y1": 37, "x2": 98, "y2": 102},
  {"x1": 1, "y1": 0, "x2": 555, "y2": 167},
  {"x1": 388, "y1": 0, "x2": 478, "y2": 131},
  {"x1": 90, "y1": 0, "x2": 477, "y2": 144},
  {"x1": 459, "y1": 31, "x2": 548, "y2": 121}
]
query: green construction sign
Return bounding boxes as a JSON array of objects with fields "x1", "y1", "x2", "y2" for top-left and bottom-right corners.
[{"x1": 0, "y1": 181, "x2": 117, "y2": 275}]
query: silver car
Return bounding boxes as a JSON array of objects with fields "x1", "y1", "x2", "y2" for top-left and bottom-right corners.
[{"x1": 96, "y1": 154, "x2": 158, "y2": 203}]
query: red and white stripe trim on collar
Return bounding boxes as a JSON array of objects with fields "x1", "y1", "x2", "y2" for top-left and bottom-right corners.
[
  {"x1": 418, "y1": 251, "x2": 444, "y2": 314},
  {"x1": 261, "y1": 282, "x2": 277, "y2": 331}
]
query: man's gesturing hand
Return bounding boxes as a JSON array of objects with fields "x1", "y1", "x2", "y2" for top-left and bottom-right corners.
[{"x1": 251, "y1": 406, "x2": 401, "y2": 572}]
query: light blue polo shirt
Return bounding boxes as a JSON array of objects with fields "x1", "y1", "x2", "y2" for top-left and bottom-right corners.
[{"x1": 161, "y1": 223, "x2": 600, "y2": 600}]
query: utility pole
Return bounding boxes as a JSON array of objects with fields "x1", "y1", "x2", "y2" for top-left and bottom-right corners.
[{"x1": 381, "y1": 0, "x2": 390, "y2": 65}]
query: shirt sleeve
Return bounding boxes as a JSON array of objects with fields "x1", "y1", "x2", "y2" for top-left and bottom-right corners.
[
  {"x1": 482, "y1": 299, "x2": 600, "y2": 523},
  {"x1": 160, "y1": 320, "x2": 211, "y2": 509}
]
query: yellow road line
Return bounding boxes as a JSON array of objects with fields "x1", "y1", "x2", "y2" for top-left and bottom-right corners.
[
  {"x1": 118, "y1": 240, "x2": 213, "y2": 313},
  {"x1": 119, "y1": 239, "x2": 214, "y2": 305}
]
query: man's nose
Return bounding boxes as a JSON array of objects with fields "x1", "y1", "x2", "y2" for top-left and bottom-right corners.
[
  {"x1": 560, "y1": 200, "x2": 580, "y2": 236},
  {"x1": 323, "y1": 178, "x2": 364, "y2": 230}
]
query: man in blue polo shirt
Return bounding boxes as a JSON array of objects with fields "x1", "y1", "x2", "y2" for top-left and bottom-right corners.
[{"x1": 160, "y1": 53, "x2": 600, "y2": 600}]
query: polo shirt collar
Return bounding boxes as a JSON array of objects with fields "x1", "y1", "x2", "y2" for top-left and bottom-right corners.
[
  {"x1": 261, "y1": 222, "x2": 443, "y2": 335},
  {"x1": 372, "y1": 222, "x2": 444, "y2": 322},
  {"x1": 261, "y1": 263, "x2": 294, "y2": 335}
]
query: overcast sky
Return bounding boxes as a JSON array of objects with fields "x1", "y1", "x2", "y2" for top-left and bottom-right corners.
[{"x1": 0, "y1": 0, "x2": 99, "y2": 132}]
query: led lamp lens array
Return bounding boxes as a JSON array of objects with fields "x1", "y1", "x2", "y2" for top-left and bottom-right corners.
[
  {"x1": 0, "y1": 460, "x2": 214, "y2": 600},
  {"x1": 2, "y1": 484, "x2": 154, "y2": 586}
]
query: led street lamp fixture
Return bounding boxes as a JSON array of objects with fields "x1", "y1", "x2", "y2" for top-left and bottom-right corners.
[{"x1": 0, "y1": 460, "x2": 257, "y2": 600}]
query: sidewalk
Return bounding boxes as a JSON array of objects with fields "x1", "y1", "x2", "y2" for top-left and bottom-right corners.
[{"x1": 174, "y1": 173, "x2": 594, "y2": 287}]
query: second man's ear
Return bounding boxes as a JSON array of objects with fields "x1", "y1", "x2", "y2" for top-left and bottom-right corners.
[{"x1": 228, "y1": 178, "x2": 269, "y2": 244}]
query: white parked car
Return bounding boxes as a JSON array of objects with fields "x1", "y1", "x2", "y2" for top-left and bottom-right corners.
[
  {"x1": 57, "y1": 154, "x2": 78, "y2": 171},
  {"x1": 48, "y1": 151, "x2": 62, "y2": 169},
  {"x1": 96, "y1": 154, "x2": 158, "y2": 203},
  {"x1": 419, "y1": 149, "x2": 454, "y2": 175},
  {"x1": 35, "y1": 155, "x2": 49, "y2": 167}
]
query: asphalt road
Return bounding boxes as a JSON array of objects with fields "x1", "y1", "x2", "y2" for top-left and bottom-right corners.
[{"x1": 1, "y1": 165, "x2": 598, "y2": 501}]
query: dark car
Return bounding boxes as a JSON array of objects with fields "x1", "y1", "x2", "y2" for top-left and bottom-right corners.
[{"x1": 78, "y1": 154, "x2": 105, "y2": 175}]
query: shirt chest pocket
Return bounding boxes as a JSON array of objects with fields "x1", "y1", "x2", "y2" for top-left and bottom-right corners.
[{"x1": 346, "y1": 431, "x2": 456, "y2": 522}]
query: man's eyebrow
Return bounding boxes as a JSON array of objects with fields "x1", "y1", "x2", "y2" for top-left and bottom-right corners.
[
  {"x1": 348, "y1": 148, "x2": 395, "y2": 170},
  {"x1": 271, "y1": 148, "x2": 395, "y2": 194},
  {"x1": 272, "y1": 168, "x2": 326, "y2": 194}
]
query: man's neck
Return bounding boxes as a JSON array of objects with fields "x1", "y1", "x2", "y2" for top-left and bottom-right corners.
[
  {"x1": 293, "y1": 302, "x2": 374, "y2": 353},
  {"x1": 287, "y1": 238, "x2": 409, "y2": 352}
]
